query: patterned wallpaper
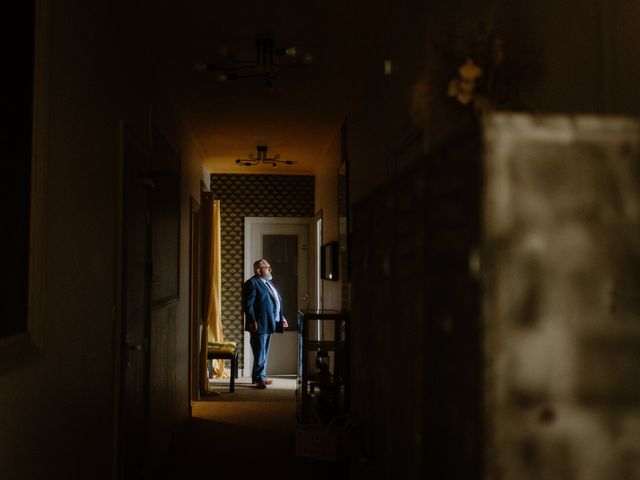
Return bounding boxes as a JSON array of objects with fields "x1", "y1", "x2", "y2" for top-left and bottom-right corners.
[{"x1": 210, "y1": 174, "x2": 315, "y2": 369}]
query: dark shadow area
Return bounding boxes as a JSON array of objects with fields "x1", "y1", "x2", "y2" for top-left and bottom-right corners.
[{"x1": 157, "y1": 417, "x2": 350, "y2": 479}]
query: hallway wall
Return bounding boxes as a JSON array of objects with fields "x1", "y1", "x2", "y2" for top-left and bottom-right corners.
[
  {"x1": 0, "y1": 1, "x2": 207, "y2": 478},
  {"x1": 348, "y1": 0, "x2": 640, "y2": 204},
  {"x1": 344, "y1": 0, "x2": 640, "y2": 478},
  {"x1": 313, "y1": 129, "x2": 343, "y2": 311}
]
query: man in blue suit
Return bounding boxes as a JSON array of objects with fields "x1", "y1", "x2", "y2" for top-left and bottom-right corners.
[{"x1": 243, "y1": 258, "x2": 288, "y2": 389}]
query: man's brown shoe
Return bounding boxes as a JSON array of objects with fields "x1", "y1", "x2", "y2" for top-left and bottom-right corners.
[
  {"x1": 263, "y1": 379, "x2": 273, "y2": 385},
  {"x1": 255, "y1": 380, "x2": 267, "y2": 389}
]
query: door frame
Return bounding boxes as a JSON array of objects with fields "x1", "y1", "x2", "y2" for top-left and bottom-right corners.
[
  {"x1": 243, "y1": 216, "x2": 315, "y2": 377},
  {"x1": 188, "y1": 196, "x2": 201, "y2": 408}
]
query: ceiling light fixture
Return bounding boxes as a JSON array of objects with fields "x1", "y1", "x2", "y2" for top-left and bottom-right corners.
[
  {"x1": 235, "y1": 146, "x2": 297, "y2": 167},
  {"x1": 194, "y1": 39, "x2": 312, "y2": 88}
]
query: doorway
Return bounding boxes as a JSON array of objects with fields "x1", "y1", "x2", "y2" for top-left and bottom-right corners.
[{"x1": 243, "y1": 217, "x2": 314, "y2": 377}]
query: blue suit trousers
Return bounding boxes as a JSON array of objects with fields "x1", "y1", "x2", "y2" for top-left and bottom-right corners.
[{"x1": 250, "y1": 332, "x2": 272, "y2": 383}]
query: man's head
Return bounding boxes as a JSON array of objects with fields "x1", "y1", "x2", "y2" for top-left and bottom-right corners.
[{"x1": 253, "y1": 259, "x2": 272, "y2": 281}]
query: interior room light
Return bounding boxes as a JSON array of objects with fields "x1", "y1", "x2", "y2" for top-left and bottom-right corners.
[
  {"x1": 195, "y1": 39, "x2": 312, "y2": 88},
  {"x1": 235, "y1": 146, "x2": 297, "y2": 168}
]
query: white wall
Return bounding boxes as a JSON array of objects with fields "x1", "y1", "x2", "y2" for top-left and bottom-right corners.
[{"x1": 314, "y1": 130, "x2": 342, "y2": 311}]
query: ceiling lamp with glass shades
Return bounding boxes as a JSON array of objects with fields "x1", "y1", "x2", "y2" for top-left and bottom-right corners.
[{"x1": 195, "y1": 39, "x2": 313, "y2": 88}]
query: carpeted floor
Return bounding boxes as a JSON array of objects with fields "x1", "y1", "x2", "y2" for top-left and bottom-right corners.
[{"x1": 156, "y1": 376, "x2": 350, "y2": 479}]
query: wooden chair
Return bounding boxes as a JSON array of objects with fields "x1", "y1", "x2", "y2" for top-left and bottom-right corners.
[{"x1": 207, "y1": 341, "x2": 238, "y2": 392}]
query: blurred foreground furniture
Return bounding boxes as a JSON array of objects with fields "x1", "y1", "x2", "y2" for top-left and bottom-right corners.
[
  {"x1": 207, "y1": 341, "x2": 238, "y2": 392},
  {"x1": 295, "y1": 309, "x2": 351, "y2": 461}
]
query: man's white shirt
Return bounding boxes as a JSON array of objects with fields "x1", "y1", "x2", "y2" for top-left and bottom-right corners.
[{"x1": 260, "y1": 277, "x2": 282, "y2": 322}]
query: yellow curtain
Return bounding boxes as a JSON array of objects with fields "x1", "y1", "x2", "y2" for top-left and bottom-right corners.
[
  {"x1": 200, "y1": 199, "x2": 226, "y2": 396},
  {"x1": 208, "y1": 200, "x2": 227, "y2": 378}
]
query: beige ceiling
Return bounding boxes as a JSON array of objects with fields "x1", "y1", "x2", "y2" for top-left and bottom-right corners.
[{"x1": 135, "y1": 1, "x2": 379, "y2": 175}]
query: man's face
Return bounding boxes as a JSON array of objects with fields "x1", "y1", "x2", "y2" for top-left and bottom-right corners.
[{"x1": 257, "y1": 261, "x2": 272, "y2": 281}]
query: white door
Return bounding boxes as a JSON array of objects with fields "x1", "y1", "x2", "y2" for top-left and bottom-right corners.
[{"x1": 244, "y1": 217, "x2": 314, "y2": 376}]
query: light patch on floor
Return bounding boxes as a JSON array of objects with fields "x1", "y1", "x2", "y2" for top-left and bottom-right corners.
[{"x1": 195, "y1": 376, "x2": 299, "y2": 434}]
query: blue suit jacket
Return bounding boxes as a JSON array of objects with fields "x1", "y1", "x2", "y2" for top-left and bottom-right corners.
[{"x1": 242, "y1": 275, "x2": 285, "y2": 334}]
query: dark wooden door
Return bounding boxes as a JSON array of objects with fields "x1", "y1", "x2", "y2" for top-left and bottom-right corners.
[{"x1": 119, "y1": 128, "x2": 152, "y2": 479}]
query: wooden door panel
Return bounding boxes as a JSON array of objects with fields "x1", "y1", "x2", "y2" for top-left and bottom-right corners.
[{"x1": 119, "y1": 129, "x2": 151, "y2": 479}]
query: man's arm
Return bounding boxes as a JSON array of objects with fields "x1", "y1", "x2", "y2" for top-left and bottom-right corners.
[
  {"x1": 242, "y1": 279, "x2": 258, "y2": 332},
  {"x1": 275, "y1": 287, "x2": 288, "y2": 328}
]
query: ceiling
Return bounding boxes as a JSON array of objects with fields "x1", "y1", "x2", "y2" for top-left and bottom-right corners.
[{"x1": 135, "y1": 1, "x2": 379, "y2": 175}]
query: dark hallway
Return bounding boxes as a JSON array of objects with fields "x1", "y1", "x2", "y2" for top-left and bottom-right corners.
[
  {"x1": 3, "y1": 0, "x2": 640, "y2": 479},
  {"x1": 156, "y1": 377, "x2": 349, "y2": 479}
]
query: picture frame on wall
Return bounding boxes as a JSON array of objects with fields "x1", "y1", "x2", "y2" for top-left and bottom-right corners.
[{"x1": 321, "y1": 241, "x2": 339, "y2": 281}]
